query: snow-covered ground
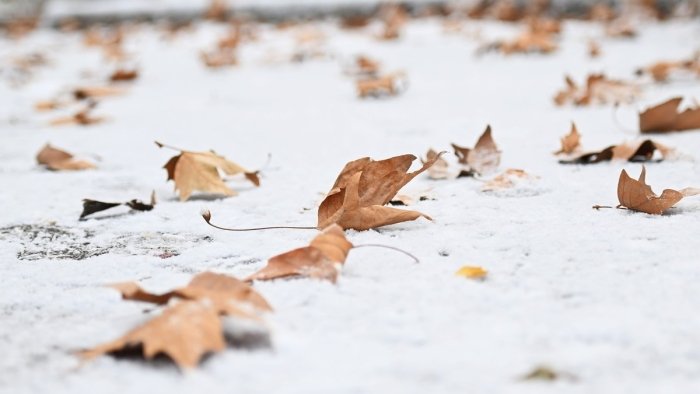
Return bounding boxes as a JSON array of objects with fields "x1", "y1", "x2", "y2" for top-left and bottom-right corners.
[{"x1": 2, "y1": 16, "x2": 700, "y2": 394}]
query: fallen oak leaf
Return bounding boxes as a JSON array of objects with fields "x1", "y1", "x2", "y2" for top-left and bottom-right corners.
[
  {"x1": 245, "y1": 224, "x2": 417, "y2": 283},
  {"x1": 617, "y1": 166, "x2": 699, "y2": 214},
  {"x1": 80, "y1": 300, "x2": 225, "y2": 369},
  {"x1": 452, "y1": 125, "x2": 501, "y2": 175},
  {"x1": 156, "y1": 141, "x2": 260, "y2": 201},
  {"x1": 36, "y1": 144, "x2": 96, "y2": 171},
  {"x1": 639, "y1": 97, "x2": 700, "y2": 133},
  {"x1": 317, "y1": 153, "x2": 442, "y2": 230}
]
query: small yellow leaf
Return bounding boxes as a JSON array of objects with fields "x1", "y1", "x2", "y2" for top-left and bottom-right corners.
[{"x1": 455, "y1": 265, "x2": 488, "y2": 279}]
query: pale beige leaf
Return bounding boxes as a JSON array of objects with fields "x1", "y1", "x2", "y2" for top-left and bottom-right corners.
[{"x1": 81, "y1": 301, "x2": 225, "y2": 369}]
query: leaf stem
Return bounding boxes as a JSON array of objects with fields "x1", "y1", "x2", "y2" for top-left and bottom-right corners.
[
  {"x1": 202, "y1": 210, "x2": 317, "y2": 231},
  {"x1": 353, "y1": 244, "x2": 419, "y2": 264},
  {"x1": 154, "y1": 141, "x2": 186, "y2": 152}
]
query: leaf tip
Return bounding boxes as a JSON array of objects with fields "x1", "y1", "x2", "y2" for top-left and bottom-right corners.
[{"x1": 201, "y1": 209, "x2": 212, "y2": 223}]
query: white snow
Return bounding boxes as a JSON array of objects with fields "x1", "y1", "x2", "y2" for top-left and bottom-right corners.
[{"x1": 1, "y1": 16, "x2": 700, "y2": 394}]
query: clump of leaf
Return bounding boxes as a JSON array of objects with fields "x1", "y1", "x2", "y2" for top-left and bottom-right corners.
[
  {"x1": 81, "y1": 272, "x2": 271, "y2": 369},
  {"x1": 156, "y1": 141, "x2": 260, "y2": 201},
  {"x1": 452, "y1": 125, "x2": 501, "y2": 175},
  {"x1": 36, "y1": 144, "x2": 96, "y2": 171},
  {"x1": 554, "y1": 74, "x2": 640, "y2": 106},
  {"x1": 80, "y1": 192, "x2": 156, "y2": 219},
  {"x1": 616, "y1": 166, "x2": 700, "y2": 214},
  {"x1": 639, "y1": 97, "x2": 700, "y2": 134}
]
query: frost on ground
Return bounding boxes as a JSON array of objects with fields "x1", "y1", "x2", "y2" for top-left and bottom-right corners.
[{"x1": 1, "y1": 15, "x2": 700, "y2": 394}]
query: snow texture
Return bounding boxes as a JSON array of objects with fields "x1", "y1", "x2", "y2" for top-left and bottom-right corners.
[{"x1": 1, "y1": 16, "x2": 700, "y2": 394}]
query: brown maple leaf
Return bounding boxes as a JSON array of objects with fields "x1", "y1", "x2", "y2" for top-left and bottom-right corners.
[
  {"x1": 317, "y1": 153, "x2": 441, "y2": 230},
  {"x1": 639, "y1": 97, "x2": 700, "y2": 133},
  {"x1": 246, "y1": 224, "x2": 353, "y2": 283},
  {"x1": 617, "y1": 166, "x2": 699, "y2": 214},
  {"x1": 554, "y1": 74, "x2": 640, "y2": 106},
  {"x1": 81, "y1": 300, "x2": 225, "y2": 369},
  {"x1": 356, "y1": 72, "x2": 406, "y2": 98},
  {"x1": 554, "y1": 122, "x2": 581, "y2": 155},
  {"x1": 451, "y1": 125, "x2": 501, "y2": 175},
  {"x1": 36, "y1": 144, "x2": 96, "y2": 171},
  {"x1": 110, "y1": 271, "x2": 272, "y2": 316},
  {"x1": 157, "y1": 142, "x2": 259, "y2": 201}
]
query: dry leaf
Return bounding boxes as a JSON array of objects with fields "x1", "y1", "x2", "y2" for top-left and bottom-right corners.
[
  {"x1": 554, "y1": 74, "x2": 640, "y2": 106},
  {"x1": 639, "y1": 97, "x2": 700, "y2": 133},
  {"x1": 482, "y1": 169, "x2": 535, "y2": 191},
  {"x1": 81, "y1": 300, "x2": 225, "y2": 369},
  {"x1": 554, "y1": 122, "x2": 581, "y2": 155},
  {"x1": 356, "y1": 72, "x2": 406, "y2": 98},
  {"x1": 80, "y1": 193, "x2": 155, "y2": 219},
  {"x1": 354, "y1": 55, "x2": 380, "y2": 76},
  {"x1": 617, "y1": 166, "x2": 699, "y2": 214},
  {"x1": 317, "y1": 154, "x2": 441, "y2": 230},
  {"x1": 109, "y1": 68, "x2": 138, "y2": 82},
  {"x1": 73, "y1": 86, "x2": 125, "y2": 100},
  {"x1": 36, "y1": 144, "x2": 95, "y2": 171},
  {"x1": 423, "y1": 149, "x2": 449, "y2": 179},
  {"x1": 158, "y1": 142, "x2": 259, "y2": 201},
  {"x1": 588, "y1": 40, "x2": 601, "y2": 58},
  {"x1": 455, "y1": 265, "x2": 488, "y2": 279},
  {"x1": 49, "y1": 102, "x2": 105, "y2": 127},
  {"x1": 201, "y1": 49, "x2": 238, "y2": 68},
  {"x1": 521, "y1": 365, "x2": 576, "y2": 381},
  {"x1": 246, "y1": 224, "x2": 353, "y2": 283},
  {"x1": 605, "y1": 19, "x2": 637, "y2": 38},
  {"x1": 560, "y1": 139, "x2": 675, "y2": 164},
  {"x1": 205, "y1": 0, "x2": 228, "y2": 21},
  {"x1": 378, "y1": 4, "x2": 408, "y2": 40},
  {"x1": 111, "y1": 272, "x2": 272, "y2": 316},
  {"x1": 452, "y1": 125, "x2": 501, "y2": 175}
]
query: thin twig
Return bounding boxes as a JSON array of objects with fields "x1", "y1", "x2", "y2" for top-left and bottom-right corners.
[{"x1": 592, "y1": 204, "x2": 613, "y2": 210}]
